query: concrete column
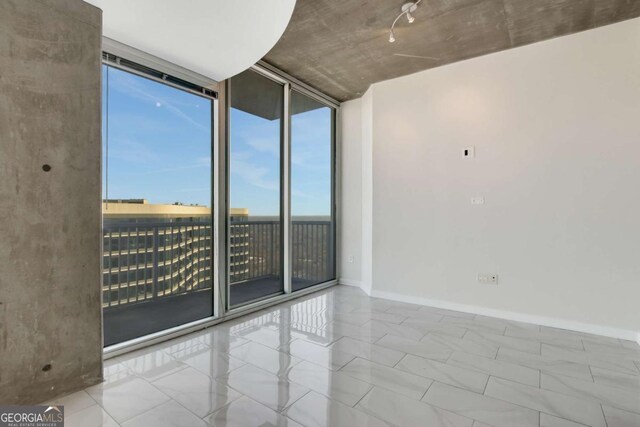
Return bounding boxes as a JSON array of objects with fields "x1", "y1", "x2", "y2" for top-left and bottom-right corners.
[{"x1": 0, "y1": 0, "x2": 103, "y2": 404}]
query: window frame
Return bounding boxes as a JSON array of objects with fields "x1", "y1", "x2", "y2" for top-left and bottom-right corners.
[{"x1": 102, "y1": 51, "x2": 341, "y2": 358}]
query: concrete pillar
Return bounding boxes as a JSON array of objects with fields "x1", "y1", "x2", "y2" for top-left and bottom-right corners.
[{"x1": 0, "y1": 0, "x2": 103, "y2": 404}]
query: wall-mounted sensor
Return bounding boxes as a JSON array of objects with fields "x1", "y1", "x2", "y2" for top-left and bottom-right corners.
[{"x1": 463, "y1": 147, "x2": 475, "y2": 158}]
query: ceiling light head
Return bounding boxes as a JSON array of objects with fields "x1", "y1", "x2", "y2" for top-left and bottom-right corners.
[{"x1": 389, "y1": 1, "x2": 421, "y2": 43}]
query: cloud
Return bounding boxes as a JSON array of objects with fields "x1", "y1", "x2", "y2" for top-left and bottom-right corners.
[
  {"x1": 230, "y1": 151, "x2": 316, "y2": 200},
  {"x1": 292, "y1": 188, "x2": 314, "y2": 199},
  {"x1": 178, "y1": 187, "x2": 210, "y2": 193},
  {"x1": 108, "y1": 69, "x2": 210, "y2": 133},
  {"x1": 126, "y1": 156, "x2": 211, "y2": 175},
  {"x1": 247, "y1": 138, "x2": 279, "y2": 156},
  {"x1": 230, "y1": 155, "x2": 279, "y2": 192},
  {"x1": 147, "y1": 163, "x2": 208, "y2": 175},
  {"x1": 244, "y1": 136, "x2": 325, "y2": 170},
  {"x1": 108, "y1": 137, "x2": 159, "y2": 164}
]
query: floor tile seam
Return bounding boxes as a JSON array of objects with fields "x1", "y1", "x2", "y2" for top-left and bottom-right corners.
[
  {"x1": 276, "y1": 389, "x2": 313, "y2": 414},
  {"x1": 419, "y1": 388, "x2": 497, "y2": 427},
  {"x1": 499, "y1": 348, "x2": 597, "y2": 370},
  {"x1": 334, "y1": 354, "x2": 359, "y2": 372},
  {"x1": 541, "y1": 411, "x2": 596, "y2": 427},
  {"x1": 419, "y1": 379, "x2": 435, "y2": 401},
  {"x1": 588, "y1": 374, "x2": 640, "y2": 393},
  {"x1": 200, "y1": 393, "x2": 275, "y2": 423},
  {"x1": 374, "y1": 379, "x2": 479, "y2": 427},
  {"x1": 167, "y1": 389, "x2": 234, "y2": 425},
  {"x1": 81, "y1": 390, "x2": 105, "y2": 417},
  {"x1": 217, "y1": 374, "x2": 276, "y2": 410},
  {"x1": 381, "y1": 333, "x2": 455, "y2": 361},
  {"x1": 484, "y1": 376, "x2": 617, "y2": 423},
  {"x1": 579, "y1": 346, "x2": 640, "y2": 361},
  {"x1": 447, "y1": 352, "x2": 544, "y2": 388},
  {"x1": 543, "y1": 352, "x2": 640, "y2": 377},
  {"x1": 132, "y1": 361, "x2": 191, "y2": 383},
  {"x1": 578, "y1": 338, "x2": 586, "y2": 351},
  {"x1": 496, "y1": 355, "x2": 598, "y2": 382},
  {"x1": 355, "y1": 393, "x2": 405, "y2": 427},
  {"x1": 424, "y1": 379, "x2": 543, "y2": 424},
  {"x1": 391, "y1": 352, "x2": 409, "y2": 369},
  {"x1": 338, "y1": 356, "x2": 434, "y2": 398},
  {"x1": 586, "y1": 364, "x2": 597, "y2": 383},
  {"x1": 538, "y1": 376, "x2": 640, "y2": 417},
  {"x1": 109, "y1": 389, "x2": 173, "y2": 425},
  {"x1": 371, "y1": 332, "x2": 388, "y2": 345},
  {"x1": 240, "y1": 352, "x2": 305, "y2": 377},
  {"x1": 599, "y1": 403, "x2": 611, "y2": 427},
  {"x1": 351, "y1": 384, "x2": 376, "y2": 409}
]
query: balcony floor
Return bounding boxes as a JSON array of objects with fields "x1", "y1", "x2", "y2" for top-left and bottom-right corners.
[{"x1": 104, "y1": 276, "x2": 325, "y2": 346}]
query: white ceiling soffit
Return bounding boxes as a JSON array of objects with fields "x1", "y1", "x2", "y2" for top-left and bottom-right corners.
[{"x1": 85, "y1": 0, "x2": 296, "y2": 82}]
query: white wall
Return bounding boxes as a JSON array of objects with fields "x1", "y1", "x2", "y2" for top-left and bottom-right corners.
[
  {"x1": 341, "y1": 90, "x2": 375, "y2": 293},
  {"x1": 360, "y1": 89, "x2": 374, "y2": 294},
  {"x1": 341, "y1": 18, "x2": 640, "y2": 339},
  {"x1": 339, "y1": 98, "x2": 363, "y2": 285}
]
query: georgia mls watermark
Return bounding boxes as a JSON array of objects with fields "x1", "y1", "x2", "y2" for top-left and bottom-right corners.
[{"x1": 0, "y1": 406, "x2": 64, "y2": 427}]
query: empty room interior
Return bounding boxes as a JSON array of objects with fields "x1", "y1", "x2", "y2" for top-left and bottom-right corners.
[{"x1": 2, "y1": 0, "x2": 640, "y2": 426}]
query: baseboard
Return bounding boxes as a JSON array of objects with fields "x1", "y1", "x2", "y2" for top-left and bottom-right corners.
[
  {"x1": 338, "y1": 278, "x2": 362, "y2": 288},
  {"x1": 338, "y1": 279, "x2": 374, "y2": 297},
  {"x1": 370, "y1": 289, "x2": 639, "y2": 342}
]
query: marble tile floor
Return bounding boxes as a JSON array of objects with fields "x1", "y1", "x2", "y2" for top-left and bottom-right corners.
[{"x1": 46, "y1": 285, "x2": 640, "y2": 427}]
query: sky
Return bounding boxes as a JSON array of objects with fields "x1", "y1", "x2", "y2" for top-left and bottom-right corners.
[{"x1": 102, "y1": 65, "x2": 332, "y2": 216}]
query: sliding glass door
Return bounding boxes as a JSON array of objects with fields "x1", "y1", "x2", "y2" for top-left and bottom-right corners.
[
  {"x1": 227, "y1": 68, "x2": 336, "y2": 306},
  {"x1": 102, "y1": 62, "x2": 215, "y2": 346},
  {"x1": 228, "y1": 69, "x2": 284, "y2": 308},
  {"x1": 290, "y1": 91, "x2": 336, "y2": 290}
]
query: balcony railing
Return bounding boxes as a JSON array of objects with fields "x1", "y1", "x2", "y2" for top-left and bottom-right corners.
[{"x1": 102, "y1": 219, "x2": 333, "y2": 309}]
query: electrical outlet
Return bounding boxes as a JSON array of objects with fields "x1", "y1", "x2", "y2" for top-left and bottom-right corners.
[
  {"x1": 478, "y1": 273, "x2": 498, "y2": 285},
  {"x1": 471, "y1": 196, "x2": 485, "y2": 205},
  {"x1": 348, "y1": 255, "x2": 354, "y2": 263}
]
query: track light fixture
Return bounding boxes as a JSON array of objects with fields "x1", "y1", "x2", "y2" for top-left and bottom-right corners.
[
  {"x1": 406, "y1": 12, "x2": 415, "y2": 24},
  {"x1": 389, "y1": 1, "x2": 422, "y2": 43}
]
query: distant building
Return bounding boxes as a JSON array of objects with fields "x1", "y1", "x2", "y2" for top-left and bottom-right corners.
[
  {"x1": 229, "y1": 208, "x2": 250, "y2": 281},
  {"x1": 102, "y1": 200, "x2": 331, "y2": 309},
  {"x1": 102, "y1": 199, "x2": 249, "y2": 308}
]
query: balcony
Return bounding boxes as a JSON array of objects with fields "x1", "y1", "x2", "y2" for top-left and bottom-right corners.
[{"x1": 102, "y1": 218, "x2": 334, "y2": 346}]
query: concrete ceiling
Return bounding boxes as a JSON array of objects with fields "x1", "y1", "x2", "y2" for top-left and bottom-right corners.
[{"x1": 262, "y1": 0, "x2": 640, "y2": 101}]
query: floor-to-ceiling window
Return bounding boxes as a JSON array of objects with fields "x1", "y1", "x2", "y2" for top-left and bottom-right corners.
[
  {"x1": 101, "y1": 58, "x2": 337, "y2": 349},
  {"x1": 227, "y1": 67, "x2": 337, "y2": 306},
  {"x1": 290, "y1": 91, "x2": 336, "y2": 290},
  {"x1": 102, "y1": 60, "x2": 215, "y2": 346},
  {"x1": 228, "y1": 69, "x2": 284, "y2": 308}
]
